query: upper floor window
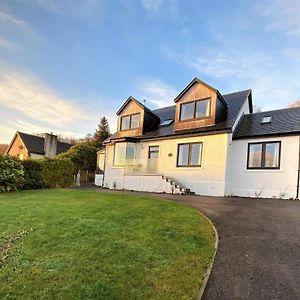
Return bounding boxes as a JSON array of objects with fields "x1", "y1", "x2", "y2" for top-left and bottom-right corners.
[
  {"x1": 180, "y1": 98, "x2": 210, "y2": 121},
  {"x1": 120, "y1": 113, "x2": 140, "y2": 131},
  {"x1": 247, "y1": 141, "x2": 281, "y2": 169},
  {"x1": 177, "y1": 142, "x2": 202, "y2": 167}
]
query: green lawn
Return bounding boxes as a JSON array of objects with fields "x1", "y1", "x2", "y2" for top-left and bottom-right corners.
[{"x1": 0, "y1": 189, "x2": 215, "y2": 300}]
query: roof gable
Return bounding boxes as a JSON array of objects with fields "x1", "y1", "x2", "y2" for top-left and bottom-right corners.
[
  {"x1": 174, "y1": 77, "x2": 228, "y2": 107},
  {"x1": 5, "y1": 132, "x2": 28, "y2": 155},
  {"x1": 116, "y1": 96, "x2": 159, "y2": 121}
]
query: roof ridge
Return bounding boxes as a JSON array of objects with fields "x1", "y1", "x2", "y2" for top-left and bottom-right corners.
[
  {"x1": 18, "y1": 131, "x2": 73, "y2": 145},
  {"x1": 222, "y1": 89, "x2": 251, "y2": 97},
  {"x1": 17, "y1": 131, "x2": 44, "y2": 138},
  {"x1": 152, "y1": 105, "x2": 175, "y2": 112},
  {"x1": 245, "y1": 106, "x2": 300, "y2": 116}
]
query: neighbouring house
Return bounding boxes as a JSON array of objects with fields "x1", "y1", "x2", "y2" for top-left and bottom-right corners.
[
  {"x1": 5, "y1": 131, "x2": 73, "y2": 159},
  {"x1": 95, "y1": 77, "x2": 300, "y2": 199}
]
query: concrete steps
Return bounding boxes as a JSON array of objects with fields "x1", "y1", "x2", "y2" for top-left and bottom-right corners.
[{"x1": 162, "y1": 176, "x2": 194, "y2": 195}]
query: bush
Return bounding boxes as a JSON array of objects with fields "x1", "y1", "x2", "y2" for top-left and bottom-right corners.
[
  {"x1": 42, "y1": 158, "x2": 74, "y2": 188},
  {"x1": 0, "y1": 155, "x2": 24, "y2": 192},
  {"x1": 58, "y1": 143, "x2": 97, "y2": 172},
  {"x1": 21, "y1": 159, "x2": 45, "y2": 190}
]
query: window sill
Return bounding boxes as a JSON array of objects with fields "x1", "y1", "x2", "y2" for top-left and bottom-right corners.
[{"x1": 244, "y1": 169, "x2": 283, "y2": 173}]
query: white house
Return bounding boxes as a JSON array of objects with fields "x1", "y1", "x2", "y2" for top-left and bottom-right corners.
[{"x1": 95, "y1": 77, "x2": 300, "y2": 199}]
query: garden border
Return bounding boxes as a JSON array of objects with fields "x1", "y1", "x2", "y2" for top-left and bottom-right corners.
[{"x1": 196, "y1": 211, "x2": 219, "y2": 300}]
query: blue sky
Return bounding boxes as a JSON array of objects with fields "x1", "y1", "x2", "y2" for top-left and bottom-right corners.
[{"x1": 0, "y1": 0, "x2": 300, "y2": 143}]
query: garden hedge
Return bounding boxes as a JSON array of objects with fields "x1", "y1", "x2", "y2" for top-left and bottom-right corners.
[
  {"x1": 0, "y1": 155, "x2": 24, "y2": 192},
  {"x1": 0, "y1": 155, "x2": 75, "y2": 192},
  {"x1": 21, "y1": 159, "x2": 45, "y2": 190},
  {"x1": 42, "y1": 157, "x2": 74, "y2": 188}
]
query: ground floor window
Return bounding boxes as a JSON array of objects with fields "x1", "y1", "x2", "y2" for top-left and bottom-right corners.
[
  {"x1": 177, "y1": 142, "x2": 202, "y2": 167},
  {"x1": 148, "y1": 146, "x2": 159, "y2": 158},
  {"x1": 247, "y1": 141, "x2": 281, "y2": 169},
  {"x1": 114, "y1": 142, "x2": 136, "y2": 166}
]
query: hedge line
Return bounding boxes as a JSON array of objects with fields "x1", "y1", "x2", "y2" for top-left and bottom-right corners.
[{"x1": 0, "y1": 155, "x2": 75, "y2": 192}]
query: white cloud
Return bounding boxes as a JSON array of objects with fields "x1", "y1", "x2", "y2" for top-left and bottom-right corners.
[
  {"x1": 0, "y1": 7, "x2": 39, "y2": 49},
  {"x1": 141, "y1": 0, "x2": 164, "y2": 12},
  {"x1": 0, "y1": 69, "x2": 87, "y2": 126},
  {"x1": 257, "y1": 0, "x2": 300, "y2": 36},
  {"x1": 163, "y1": 46, "x2": 300, "y2": 110},
  {"x1": 31, "y1": 0, "x2": 100, "y2": 17},
  {"x1": 134, "y1": 78, "x2": 178, "y2": 108},
  {"x1": 179, "y1": 28, "x2": 189, "y2": 35},
  {"x1": 0, "y1": 63, "x2": 119, "y2": 143},
  {"x1": 0, "y1": 36, "x2": 15, "y2": 49},
  {"x1": 0, "y1": 10, "x2": 33, "y2": 35}
]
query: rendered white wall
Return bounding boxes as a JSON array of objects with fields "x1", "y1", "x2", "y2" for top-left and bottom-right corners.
[
  {"x1": 228, "y1": 136, "x2": 299, "y2": 199},
  {"x1": 103, "y1": 133, "x2": 229, "y2": 196},
  {"x1": 225, "y1": 97, "x2": 251, "y2": 195}
]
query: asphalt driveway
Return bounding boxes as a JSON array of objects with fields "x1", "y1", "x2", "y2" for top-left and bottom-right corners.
[{"x1": 79, "y1": 186, "x2": 300, "y2": 299}]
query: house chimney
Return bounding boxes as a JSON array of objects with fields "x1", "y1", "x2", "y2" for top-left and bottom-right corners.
[{"x1": 44, "y1": 133, "x2": 57, "y2": 157}]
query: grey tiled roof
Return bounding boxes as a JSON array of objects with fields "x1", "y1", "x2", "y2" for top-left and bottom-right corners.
[
  {"x1": 106, "y1": 89, "x2": 251, "y2": 142},
  {"x1": 18, "y1": 132, "x2": 73, "y2": 155},
  {"x1": 233, "y1": 107, "x2": 300, "y2": 139}
]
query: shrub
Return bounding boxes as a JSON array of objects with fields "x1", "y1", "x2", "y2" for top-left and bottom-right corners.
[
  {"x1": 0, "y1": 155, "x2": 24, "y2": 192},
  {"x1": 58, "y1": 143, "x2": 97, "y2": 172},
  {"x1": 42, "y1": 158, "x2": 74, "y2": 188},
  {"x1": 21, "y1": 159, "x2": 45, "y2": 190}
]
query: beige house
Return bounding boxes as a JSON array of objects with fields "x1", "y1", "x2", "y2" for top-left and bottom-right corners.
[
  {"x1": 6, "y1": 131, "x2": 72, "y2": 159},
  {"x1": 96, "y1": 77, "x2": 300, "y2": 199}
]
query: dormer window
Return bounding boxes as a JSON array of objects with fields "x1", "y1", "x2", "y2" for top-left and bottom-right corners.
[
  {"x1": 261, "y1": 116, "x2": 272, "y2": 124},
  {"x1": 120, "y1": 113, "x2": 140, "y2": 131},
  {"x1": 180, "y1": 98, "x2": 210, "y2": 121}
]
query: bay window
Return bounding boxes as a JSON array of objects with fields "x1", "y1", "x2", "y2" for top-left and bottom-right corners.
[{"x1": 114, "y1": 142, "x2": 137, "y2": 166}]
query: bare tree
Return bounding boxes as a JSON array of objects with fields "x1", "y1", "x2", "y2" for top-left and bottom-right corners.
[
  {"x1": 288, "y1": 100, "x2": 300, "y2": 108},
  {"x1": 253, "y1": 105, "x2": 262, "y2": 113}
]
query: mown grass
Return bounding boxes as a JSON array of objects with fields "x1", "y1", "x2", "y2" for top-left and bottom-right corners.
[{"x1": 0, "y1": 189, "x2": 215, "y2": 300}]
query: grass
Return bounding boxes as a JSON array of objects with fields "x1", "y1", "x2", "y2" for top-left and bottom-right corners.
[{"x1": 0, "y1": 189, "x2": 215, "y2": 300}]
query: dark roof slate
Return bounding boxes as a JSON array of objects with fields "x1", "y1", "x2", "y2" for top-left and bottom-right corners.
[
  {"x1": 233, "y1": 107, "x2": 300, "y2": 139},
  {"x1": 106, "y1": 89, "x2": 251, "y2": 142},
  {"x1": 17, "y1": 132, "x2": 73, "y2": 155}
]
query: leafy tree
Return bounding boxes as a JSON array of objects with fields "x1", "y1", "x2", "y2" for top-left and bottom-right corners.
[
  {"x1": 58, "y1": 143, "x2": 97, "y2": 172},
  {"x1": 93, "y1": 116, "x2": 110, "y2": 149},
  {"x1": 0, "y1": 155, "x2": 24, "y2": 192}
]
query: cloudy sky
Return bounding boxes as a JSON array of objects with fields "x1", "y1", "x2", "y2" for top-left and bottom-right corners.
[{"x1": 0, "y1": 0, "x2": 300, "y2": 143}]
